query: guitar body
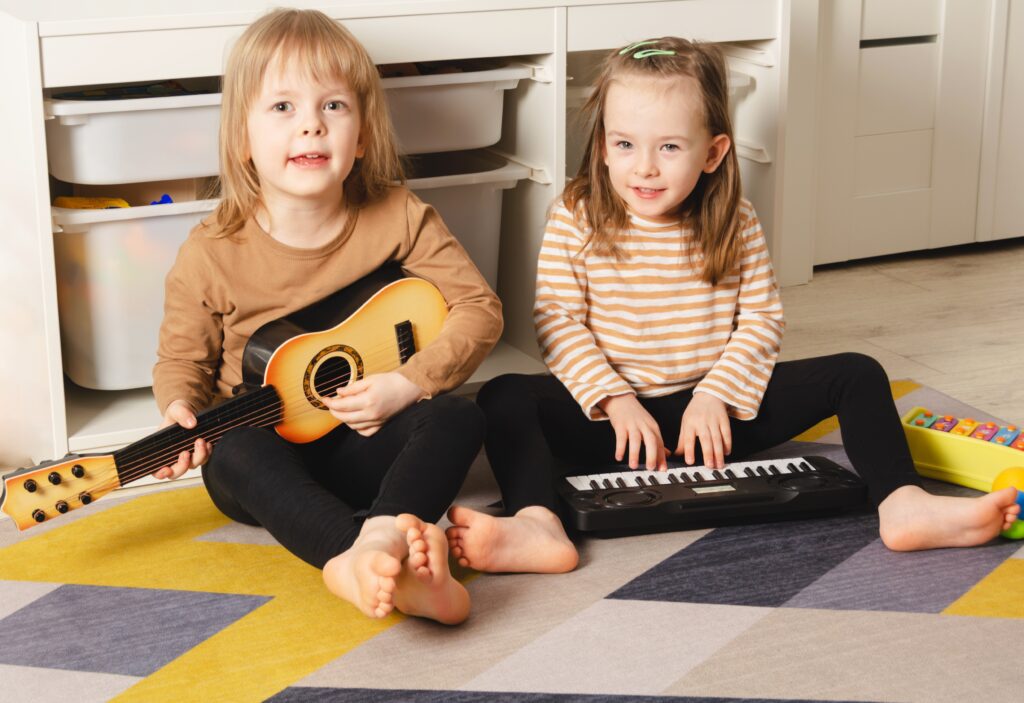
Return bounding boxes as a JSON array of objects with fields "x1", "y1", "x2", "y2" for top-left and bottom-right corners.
[
  {"x1": 254, "y1": 269, "x2": 447, "y2": 443},
  {"x1": 1, "y1": 269, "x2": 449, "y2": 530}
]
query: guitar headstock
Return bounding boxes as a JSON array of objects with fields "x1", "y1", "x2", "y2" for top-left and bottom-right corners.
[{"x1": 1, "y1": 455, "x2": 119, "y2": 531}]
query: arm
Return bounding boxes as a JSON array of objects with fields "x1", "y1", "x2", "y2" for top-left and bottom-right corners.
[
  {"x1": 692, "y1": 205, "x2": 785, "y2": 421},
  {"x1": 152, "y1": 231, "x2": 223, "y2": 416},
  {"x1": 375, "y1": 192, "x2": 504, "y2": 397},
  {"x1": 534, "y1": 204, "x2": 633, "y2": 420}
]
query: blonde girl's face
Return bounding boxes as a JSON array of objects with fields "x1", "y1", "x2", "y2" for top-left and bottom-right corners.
[
  {"x1": 246, "y1": 52, "x2": 365, "y2": 208},
  {"x1": 602, "y1": 74, "x2": 730, "y2": 220}
]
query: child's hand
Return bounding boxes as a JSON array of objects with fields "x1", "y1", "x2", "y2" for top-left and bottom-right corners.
[
  {"x1": 676, "y1": 393, "x2": 731, "y2": 469},
  {"x1": 153, "y1": 399, "x2": 210, "y2": 480},
  {"x1": 598, "y1": 394, "x2": 668, "y2": 470},
  {"x1": 324, "y1": 372, "x2": 427, "y2": 437}
]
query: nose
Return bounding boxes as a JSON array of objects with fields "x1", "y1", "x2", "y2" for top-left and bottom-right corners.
[
  {"x1": 634, "y1": 150, "x2": 658, "y2": 177},
  {"x1": 300, "y1": 111, "x2": 326, "y2": 137}
]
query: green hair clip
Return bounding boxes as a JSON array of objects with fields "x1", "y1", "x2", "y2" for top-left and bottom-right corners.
[{"x1": 618, "y1": 40, "x2": 675, "y2": 59}]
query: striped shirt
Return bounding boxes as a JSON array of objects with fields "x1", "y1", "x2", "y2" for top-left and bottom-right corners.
[{"x1": 534, "y1": 199, "x2": 784, "y2": 421}]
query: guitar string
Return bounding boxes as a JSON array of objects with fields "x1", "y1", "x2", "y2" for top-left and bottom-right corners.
[
  {"x1": 109, "y1": 339, "x2": 418, "y2": 483},
  {"x1": 47, "y1": 354, "x2": 406, "y2": 502},
  {"x1": 16, "y1": 337, "x2": 421, "y2": 505},
  {"x1": 112, "y1": 329, "x2": 424, "y2": 468}
]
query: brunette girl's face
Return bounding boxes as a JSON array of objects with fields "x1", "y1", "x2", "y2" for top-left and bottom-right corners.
[
  {"x1": 246, "y1": 51, "x2": 365, "y2": 207},
  {"x1": 602, "y1": 74, "x2": 729, "y2": 220}
]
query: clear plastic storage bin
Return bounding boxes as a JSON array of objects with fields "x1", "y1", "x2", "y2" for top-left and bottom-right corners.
[
  {"x1": 407, "y1": 150, "x2": 530, "y2": 290},
  {"x1": 52, "y1": 200, "x2": 218, "y2": 390},
  {"x1": 382, "y1": 65, "x2": 532, "y2": 154},
  {"x1": 45, "y1": 86, "x2": 222, "y2": 185}
]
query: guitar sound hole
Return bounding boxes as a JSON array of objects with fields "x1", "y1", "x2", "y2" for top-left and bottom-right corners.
[{"x1": 313, "y1": 356, "x2": 352, "y2": 398}]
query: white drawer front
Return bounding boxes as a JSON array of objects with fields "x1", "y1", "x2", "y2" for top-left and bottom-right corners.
[
  {"x1": 851, "y1": 189, "x2": 931, "y2": 259},
  {"x1": 567, "y1": 0, "x2": 779, "y2": 52},
  {"x1": 41, "y1": 9, "x2": 555, "y2": 88},
  {"x1": 854, "y1": 130, "x2": 933, "y2": 197},
  {"x1": 857, "y1": 42, "x2": 937, "y2": 136},
  {"x1": 861, "y1": 0, "x2": 941, "y2": 41}
]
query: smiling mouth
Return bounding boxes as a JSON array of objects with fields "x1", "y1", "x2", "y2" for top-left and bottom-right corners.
[
  {"x1": 632, "y1": 186, "x2": 664, "y2": 198},
  {"x1": 290, "y1": 153, "x2": 329, "y2": 166}
]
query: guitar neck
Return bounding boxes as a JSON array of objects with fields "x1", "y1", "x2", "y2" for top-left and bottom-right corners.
[{"x1": 110, "y1": 385, "x2": 283, "y2": 487}]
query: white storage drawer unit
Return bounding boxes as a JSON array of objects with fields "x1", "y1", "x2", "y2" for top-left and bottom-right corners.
[{"x1": 52, "y1": 200, "x2": 218, "y2": 391}]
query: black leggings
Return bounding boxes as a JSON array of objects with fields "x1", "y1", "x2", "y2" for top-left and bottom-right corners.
[
  {"x1": 201, "y1": 394, "x2": 484, "y2": 569},
  {"x1": 477, "y1": 353, "x2": 921, "y2": 525}
]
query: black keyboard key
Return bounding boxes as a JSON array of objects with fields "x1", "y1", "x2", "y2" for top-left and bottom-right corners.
[
  {"x1": 616, "y1": 477, "x2": 627, "y2": 488},
  {"x1": 768, "y1": 465, "x2": 781, "y2": 475},
  {"x1": 756, "y1": 466, "x2": 768, "y2": 477},
  {"x1": 634, "y1": 476, "x2": 646, "y2": 487},
  {"x1": 667, "y1": 473, "x2": 680, "y2": 483},
  {"x1": 800, "y1": 461, "x2": 814, "y2": 472},
  {"x1": 602, "y1": 478, "x2": 613, "y2": 489},
  {"x1": 744, "y1": 467, "x2": 756, "y2": 477},
  {"x1": 589, "y1": 479, "x2": 600, "y2": 490},
  {"x1": 787, "y1": 462, "x2": 800, "y2": 473},
  {"x1": 725, "y1": 469, "x2": 737, "y2": 479},
  {"x1": 647, "y1": 474, "x2": 659, "y2": 486},
  {"x1": 712, "y1": 470, "x2": 724, "y2": 480}
]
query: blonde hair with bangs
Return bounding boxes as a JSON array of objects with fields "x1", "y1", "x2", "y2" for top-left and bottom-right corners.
[
  {"x1": 211, "y1": 8, "x2": 403, "y2": 237},
  {"x1": 565, "y1": 37, "x2": 742, "y2": 285}
]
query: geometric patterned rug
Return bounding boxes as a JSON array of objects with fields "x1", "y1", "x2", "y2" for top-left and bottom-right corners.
[{"x1": 2, "y1": 380, "x2": 1023, "y2": 703}]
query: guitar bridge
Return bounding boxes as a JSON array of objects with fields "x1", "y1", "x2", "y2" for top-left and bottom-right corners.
[{"x1": 395, "y1": 320, "x2": 415, "y2": 364}]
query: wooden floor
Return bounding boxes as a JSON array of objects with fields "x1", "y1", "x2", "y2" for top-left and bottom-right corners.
[{"x1": 778, "y1": 237, "x2": 1024, "y2": 423}]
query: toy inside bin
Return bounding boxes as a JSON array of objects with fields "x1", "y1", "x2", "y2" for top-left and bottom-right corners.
[{"x1": 52, "y1": 199, "x2": 217, "y2": 391}]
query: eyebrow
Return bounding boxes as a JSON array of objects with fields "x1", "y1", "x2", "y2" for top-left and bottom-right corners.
[{"x1": 606, "y1": 130, "x2": 691, "y2": 142}]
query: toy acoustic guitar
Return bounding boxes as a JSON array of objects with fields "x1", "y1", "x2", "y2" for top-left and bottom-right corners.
[{"x1": 1, "y1": 266, "x2": 447, "y2": 531}]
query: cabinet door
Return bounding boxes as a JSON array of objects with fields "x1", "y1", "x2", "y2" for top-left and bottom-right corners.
[{"x1": 983, "y1": 2, "x2": 1024, "y2": 242}]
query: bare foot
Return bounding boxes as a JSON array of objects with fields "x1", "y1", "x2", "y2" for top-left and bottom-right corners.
[
  {"x1": 392, "y1": 513, "x2": 470, "y2": 625},
  {"x1": 445, "y1": 505, "x2": 579, "y2": 574},
  {"x1": 322, "y1": 516, "x2": 404, "y2": 618},
  {"x1": 878, "y1": 485, "x2": 1022, "y2": 551}
]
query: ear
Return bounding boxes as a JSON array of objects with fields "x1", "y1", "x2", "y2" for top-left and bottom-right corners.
[
  {"x1": 355, "y1": 129, "x2": 367, "y2": 159},
  {"x1": 703, "y1": 134, "x2": 731, "y2": 173}
]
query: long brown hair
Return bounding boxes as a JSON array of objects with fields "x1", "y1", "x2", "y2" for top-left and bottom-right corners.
[
  {"x1": 210, "y1": 8, "x2": 403, "y2": 237},
  {"x1": 565, "y1": 37, "x2": 742, "y2": 285}
]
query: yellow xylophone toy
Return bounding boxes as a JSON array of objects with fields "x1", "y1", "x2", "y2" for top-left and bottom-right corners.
[{"x1": 901, "y1": 407, "x2": 1024, "y2": 539}]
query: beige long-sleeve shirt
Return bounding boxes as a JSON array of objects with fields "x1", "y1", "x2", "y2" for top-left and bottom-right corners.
[
  {"x1": 153, "y1": 186, "x2": 503, "y2": 414},
  {"x1": 534, "y1": 198, "x2": 784, "y2": 421}
]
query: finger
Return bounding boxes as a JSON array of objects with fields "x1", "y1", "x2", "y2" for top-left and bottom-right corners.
[
  {"x1": 171, "y1": 405, "x2": 197, "y2": 429},
  {"x1": 356, "y1": 425, "x2": 381, "y2": 437},
  {"x1": 335, "y1": 378, "x2": 369, "y2": 397},
  {"x1": 708, "y1": 426, "x2": 725, "y2": 469},
  {"x1": 613, "y1": 426, "x2": 626, "y2": 463},
  {"x1": 655, "y1": 442, "x2": 668, "y2": 471},
  {"x1": 696, "y1": 428, "x2": 714, "y2": 468},
  {"x1": 627, "y1": 428, "x2": 642, "y2": 469},
  {"x1": 169, "y1": 451, "x2": 191, "y2": 479},
  {"x1": 721, "y1": 418, "x2": 733, "y2": 456},
  {"x1": 678, "y1": 427, "x2": 696, "y2": 465},
  {"x1": 641, "y1": 427, "x2": 660, "y2": 470},
  {"x1": 193, "y1": 439, "x2": 209, "y2": 466}
]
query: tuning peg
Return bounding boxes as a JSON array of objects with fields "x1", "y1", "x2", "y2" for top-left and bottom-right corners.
[
  {"x1": 55, "y1": 501, "x2": 69, "y2": 514},
  {"x1": 48, "y1": 472, "x2": 61, "y2": 485},
  {"x1": 71, "y1": 465, "x2": 85, "y2": 478},
  {"x1": 32, "y1": 509, "x2": 45, "y2": 523},
  {"x1": 23, "y1": 479, "x2": 38, "y2": 493}
]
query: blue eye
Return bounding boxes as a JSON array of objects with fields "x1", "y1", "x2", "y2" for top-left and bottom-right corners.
[
  {"x1": 616, "y1": 140, "x2": 633, "y2": 150},
  {"x1": 272, "y1": 102, "x2": 292, "y2": 112}
]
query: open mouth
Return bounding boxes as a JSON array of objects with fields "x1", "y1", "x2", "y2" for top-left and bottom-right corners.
[
  {"x1": 290, "y1": 153, "x2": 329, "y2": 166},
  {"x1": 632, "y1": 186, "x2": 664, "y2": 198}
]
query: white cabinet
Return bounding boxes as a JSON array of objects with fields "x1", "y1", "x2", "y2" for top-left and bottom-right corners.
[
  {"x1": 978, "y1": 0, "x2": 1024, "y2": 243},
  {"x1": 815, "y1": 0, "x2": 996, "y2": 263},
  {"x1": 0, "y1": 0, "x2": 810, "y2": 473}
]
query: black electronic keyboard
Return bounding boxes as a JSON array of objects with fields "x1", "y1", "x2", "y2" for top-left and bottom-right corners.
[{"x1": 558, "y1": 455, "x2": 867, "y2": 534}]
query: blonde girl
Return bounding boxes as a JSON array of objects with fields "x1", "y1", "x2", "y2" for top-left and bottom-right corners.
[
  {"x1": 152, "y1": 8, "x2": 503, "y2": 624},
  {"x1": 446, "y1": 37, "x2": 1020, "y2": 574}
]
